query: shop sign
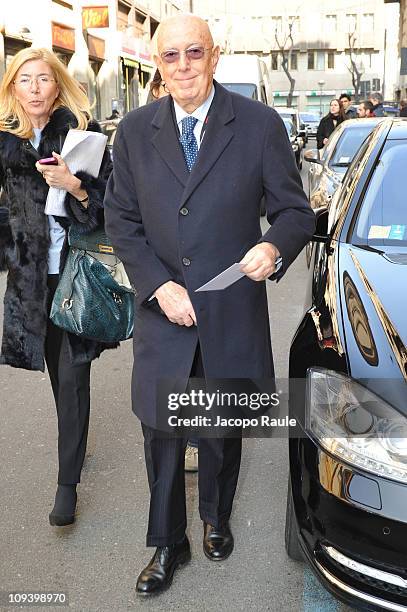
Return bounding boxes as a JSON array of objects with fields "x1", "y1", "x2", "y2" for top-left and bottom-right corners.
[
  {"x1": 82, "y1": 6, "x2": 109, "y2": 30},
  {"x1": 52, "y1": 23, "x2": 75, "y2": 52},
  {"x1": 88, "y1": 34, "x2": 105, "y2": 59},
  {"x1": 121, "y1": 33, "x2": 152, "y2": 62}
]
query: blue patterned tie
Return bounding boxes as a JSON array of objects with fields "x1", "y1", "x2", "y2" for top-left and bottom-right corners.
[{"x1": 179, "y1": 116, "x2": 199, "y2": 172}]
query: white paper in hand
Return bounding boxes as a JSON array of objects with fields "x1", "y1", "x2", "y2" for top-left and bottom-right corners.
[
  {"x1": 45, "y1": 129, "x2": 108, "y2": 217},
  {"x1": 195, "y1": 263, "x2": 245, "y2": 292}
]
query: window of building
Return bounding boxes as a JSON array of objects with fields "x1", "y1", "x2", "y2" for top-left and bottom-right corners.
[
  {"x1": 308, "y1": 51, "x2": 315, "y2": 70},
  {"x1": 325, "y1": 15, "x2": 337, "y2": 33},
  {"x1": 362, "y1": 13, "x2": 374, "y2": 32},
  {"x1": 290, "y1": 52, "x2": 298, "y2": 71},
  {"x1": 360, "y1": 80, "x2": 371, "y2": 97},
  {"x1": 288, "y1": 16, "x2": 300, "y2": 35},
  {"x1": 271, "y1": 16, "x2": 282, "y2": 33},
  {"x1": 271, "y1": 52, "x2": 278, "y2": 70},
  {"x1": 372, "y1": 78, "x2": 381, "y2": 92},
  {"x1": 327, "y1": 51, "x2": 335, "y2": 69},
  {"x1": 346, "y1": 14, "x2": 357, "y2": 33},
  {"x1": 316, "y1": 51, "x2": 325, "y2": 71}
]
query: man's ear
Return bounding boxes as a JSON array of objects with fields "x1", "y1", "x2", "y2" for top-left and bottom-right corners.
[{"x1": 212, "y1": 45, "x2": 220, "y2": 73}]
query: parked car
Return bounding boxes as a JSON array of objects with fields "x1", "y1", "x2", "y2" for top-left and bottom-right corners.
[
  {"x1": 283, "y1": 118, "x2": 302, "y2": 170},
  {"x1": 215, "y1": 54, "x2": 273, "y2": 106},
  {"x1": 300, "y1": 112, "x2": 320, "y2": 138},
  {"x1": 305, "y1": 118, "x2": 383, "y2": 207},
  {"x1": 275, "y1": 107, "x2": 308, "y2": 145},
  {"x1": 383, "y1": 105, "x2": 400, "y2": 117},
  {"x1": 286, "y1": 117, "x2": 407, "y2": 612}
]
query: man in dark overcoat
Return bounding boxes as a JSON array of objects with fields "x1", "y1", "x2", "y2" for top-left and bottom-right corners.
[{"x1": 104, "y1": 13, "x2": 315, "y2": 595}]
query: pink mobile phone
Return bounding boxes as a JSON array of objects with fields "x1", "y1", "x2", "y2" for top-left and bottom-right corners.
[{"x1": 38, "y1": 157, "x2": 58, "y2": 165}]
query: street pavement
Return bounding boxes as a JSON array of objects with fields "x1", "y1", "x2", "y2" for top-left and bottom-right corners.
[{"x1": 0, "y1": 158, "x2": 355, "y2": 611}]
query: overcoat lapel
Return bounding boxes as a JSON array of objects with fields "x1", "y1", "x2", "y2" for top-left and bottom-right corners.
[
  {"x1": 179, "y1": 83, "x2": 235, "y2": 208},
  {"x1": 151, "y1": 96, "x2": 189, "y2": 187}
]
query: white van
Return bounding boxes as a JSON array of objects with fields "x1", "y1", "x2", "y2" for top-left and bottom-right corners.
[{"x1": 215, "y1": 54, "x2": 273, "y2": 106}]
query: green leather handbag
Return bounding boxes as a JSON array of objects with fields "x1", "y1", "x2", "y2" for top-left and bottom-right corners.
[{"x1": 50, "y1": 227, "x2": 134, "y2": 343}]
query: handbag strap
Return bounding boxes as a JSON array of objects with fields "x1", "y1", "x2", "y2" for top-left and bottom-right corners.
[{"x1": 68, "y1": 226, "x2": 115, "y2": 255}]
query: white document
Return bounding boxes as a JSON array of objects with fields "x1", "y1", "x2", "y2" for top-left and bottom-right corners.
[
  {"x1": 45, "y1": 129, "x2": 108, "y2": 217},
  {"x1": 195, "y1": 263, "x2": 245, "y2": 292}
]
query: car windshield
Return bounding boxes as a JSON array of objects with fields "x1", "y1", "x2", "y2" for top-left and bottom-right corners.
[
  {"x1": 283, "y1": 119, "x2": 294, "y2": 136},
  {"x1": 353, "y1": 141, "x2": 407, "y2": 248},
  {"x1": 221, "y1": 83, "x2": 258, "y2": 100},
  {"x1": 300, "y1": 113, "x2": 319, "y2": 122},
  {"x1": 328, "y1": 125, "x2": 374, "y2": 171}
]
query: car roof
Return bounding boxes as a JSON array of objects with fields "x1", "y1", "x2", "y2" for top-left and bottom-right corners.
[
  {"x1": 274, "y1": 107, "x2": 298, "y2": 113},
  {"x1": 387, "y1": 118, "x2": 407, "y2": 139}
]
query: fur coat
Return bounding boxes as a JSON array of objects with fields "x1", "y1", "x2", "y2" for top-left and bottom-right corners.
[{"x1": 0, "y1": 107, "x2": 114, "y2": 371}]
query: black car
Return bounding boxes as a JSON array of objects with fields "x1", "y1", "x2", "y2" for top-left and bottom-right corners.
[{"x1": 286, "y1": 118, "x2": 407, "y2": 612}]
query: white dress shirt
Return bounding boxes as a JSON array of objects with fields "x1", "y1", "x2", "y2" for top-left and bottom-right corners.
[
  {"x1": 173, "y1": 86, "x2": 215, "y2": 150},
  {"x1": 31, "y1": 128, "x2": 65, "y2": 275}
]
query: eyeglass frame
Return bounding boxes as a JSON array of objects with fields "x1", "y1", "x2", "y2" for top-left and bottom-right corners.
[
  {"x1": 13, "y1": 75, "x2": 57, "y2": 88},
  {"x1": 159, "y1": 46, "x2": 214, "y2": 64}
]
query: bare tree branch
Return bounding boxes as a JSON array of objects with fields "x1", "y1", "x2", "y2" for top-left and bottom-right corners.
[
  {"x1": 274, "y1": 20, "x2": 296, "y2": 107},
  {"x1": 347, "y1": 31, "x2": 364, "y2": 101}
]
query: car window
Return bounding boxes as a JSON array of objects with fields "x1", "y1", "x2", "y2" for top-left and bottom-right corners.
[
  {"x1": 300, "y1": 113, "x2": 319, "y2": 122},
  {"x1": 283, "y1": 119, "x2": 295, "y2": 136},
  {"x1": 328, "y1": 125, "x2": 374, "y2": 170},
  {"x1": 221, "y1": 83, "x2": 258, "y2": 100},
  {"x1": 352, "y1": 141, "x2": 407, "y2": 248}
]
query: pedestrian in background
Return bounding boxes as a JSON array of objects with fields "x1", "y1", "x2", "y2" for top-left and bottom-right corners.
[
  {"x1": 399, "y1": 99, "x2": 407, "y2": 117},
  {"x1": 369, "y1": 92, "x2": 385, "y2": 117},
  {"x1": 357, "y1": 100, "x2": 376, "y2": 118},
  {"x1": 0, "y1": 48, "x2": 112, "y2": 527},
  {"x1": 339, "y1": 93, "x2": 357, "y2": 119},
  {"x1": 104, "y1": 13, "x2": 315, "y2": 596},
  {"x1": 316, "y1": 99, "x2": 345, "y2": 149}
]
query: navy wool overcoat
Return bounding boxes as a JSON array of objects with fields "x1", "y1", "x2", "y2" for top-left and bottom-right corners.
[{"x1": 104, "y1": 82, "x2": 316, "y2": 428}]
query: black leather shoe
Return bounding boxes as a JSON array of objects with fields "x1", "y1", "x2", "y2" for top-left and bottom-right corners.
[
  {"x1": 136, "y1": 535, "x2": 191, "y2": 596},
  {"x1": 203, "y1": 522, "x2": 234, "y2": 561},
  {"x1": 49, "y1": 485, "x2": 77, "y2": 526}
]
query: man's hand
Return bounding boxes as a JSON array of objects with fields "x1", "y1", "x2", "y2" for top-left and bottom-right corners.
[
  {"x1": 155, "y1": 281, "x2": 197, "y2": 327},
  {"x1": 239, "y1": 242, "x2": 280, "y2": 281}
]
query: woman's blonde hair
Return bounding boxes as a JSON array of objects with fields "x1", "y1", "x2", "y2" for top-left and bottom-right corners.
[{"x1": 0, "y1": 47, "x2": 92, "y2": 139}]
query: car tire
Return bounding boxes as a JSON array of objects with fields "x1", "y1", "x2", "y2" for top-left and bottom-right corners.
[{"x1": 285, "y1": 475, "x2": 303, "y2": 561}]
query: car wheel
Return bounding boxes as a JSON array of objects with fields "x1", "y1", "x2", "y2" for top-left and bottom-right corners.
[{"x1": 285, "y1": 475, "x2": 303, "y2": 561}]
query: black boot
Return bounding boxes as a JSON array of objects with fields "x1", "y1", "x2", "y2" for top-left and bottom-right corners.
[
  {"x1": 136, "y1": 535, "x2": 191, "y2": 596},
  {"x1": 49, "y1": 484, "x2": 77, "y2": 526}
]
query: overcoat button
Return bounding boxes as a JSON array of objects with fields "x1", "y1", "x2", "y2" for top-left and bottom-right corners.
[
  {"x1": 182, "y1": 257, "x2": 191, "y2": 266},
  {"x1": 180, "y1": 207, "x2": 189, "y2": 216}
]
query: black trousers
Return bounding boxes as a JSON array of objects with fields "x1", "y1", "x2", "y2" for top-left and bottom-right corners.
[
  {"x1": 142, "y1": 347, "x2": 242, "y2": 547},
  {"x1": 45, "y1": 275, "x2": 91, "y2": 485}
]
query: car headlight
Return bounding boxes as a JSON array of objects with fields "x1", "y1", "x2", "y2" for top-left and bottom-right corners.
[{"x1": 306, "y1": 368, "x2": 407, "y2": 483}]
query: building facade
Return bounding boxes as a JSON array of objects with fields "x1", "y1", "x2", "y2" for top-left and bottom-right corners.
[
  {"x1": 0, "y1": 0, "x2": 187, "y2": 120},
  {"x1": 195, "y1": 0, "x2": 398, "y2": 113}
]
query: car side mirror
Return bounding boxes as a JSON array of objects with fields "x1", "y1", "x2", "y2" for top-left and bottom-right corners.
[
  {"x1": 304, "y1": 149, "x2": 323, "y2": 165},
  {"x1": 312, "y1": 207, "x2": 329, "y2": 243}
]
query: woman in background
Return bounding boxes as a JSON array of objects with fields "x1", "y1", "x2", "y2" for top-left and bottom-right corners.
[{"x1": 316, "y1": 98, "x2": 345, "y2": 149}]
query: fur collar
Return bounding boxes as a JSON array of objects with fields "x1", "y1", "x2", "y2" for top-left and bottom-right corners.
[{"x1": 0, "y1": 107, "x2": 101, "y2": 166}]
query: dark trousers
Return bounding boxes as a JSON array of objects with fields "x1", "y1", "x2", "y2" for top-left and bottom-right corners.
[
  {"x1": 142, "y1": 347, "x2": 242, "y2": 547},
  {"x1": 45, "y1": 275, "x2": 91, "y2": 485}
]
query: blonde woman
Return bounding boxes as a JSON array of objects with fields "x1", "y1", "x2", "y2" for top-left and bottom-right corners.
[{"x1": 0, "y1": 48, "x2": 112, "y2": 526}]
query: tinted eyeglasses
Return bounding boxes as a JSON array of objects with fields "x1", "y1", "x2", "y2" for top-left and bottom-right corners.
[{"x1": 160, "y1": 46, "x2": 213, "y2": 64}]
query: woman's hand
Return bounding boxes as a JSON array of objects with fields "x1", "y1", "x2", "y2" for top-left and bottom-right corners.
[{"x1": 36, "y1": 152, "x2": 88, "y2": 205}]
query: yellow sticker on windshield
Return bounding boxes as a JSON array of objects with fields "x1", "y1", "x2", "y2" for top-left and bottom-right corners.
[{"x1": 368, "y1": 225, "x2": 391, "y2": 239}]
